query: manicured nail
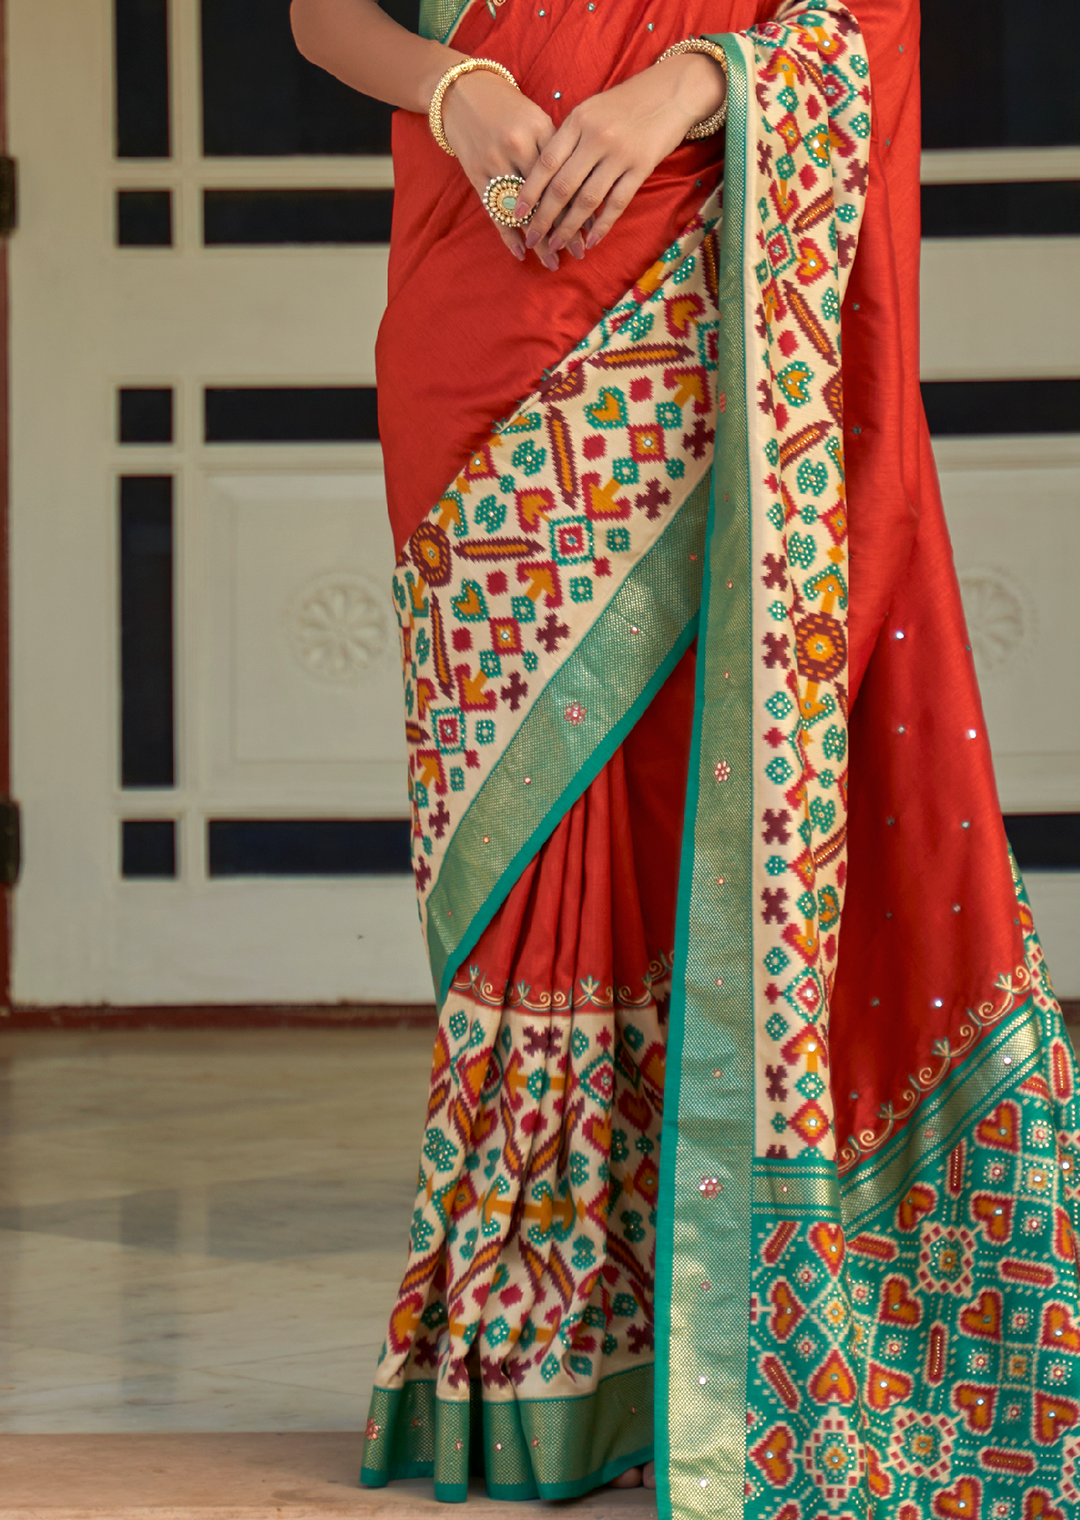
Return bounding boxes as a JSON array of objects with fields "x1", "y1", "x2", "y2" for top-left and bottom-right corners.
[
  {"x1": 514, "y1": 200, "x2": 530, "y2": 220},
  {"x1": 511, "y1": 243, "x2": 526, "y2": 261},
  {"x1": 585, "y1": 230, "x2": 601, "y2": 250},
  {"x1": 569, "y1": 239, "x2": 585, "y2": 260},
  {"x1": 545, "y1": 252, "x2": 560, "y2": 271},
  {"x1": 525, "y1": 228, "x2": 541, "y2": 249},
  {"x1": 548, "y1": 234, "x2": 565, "y2": 254}
]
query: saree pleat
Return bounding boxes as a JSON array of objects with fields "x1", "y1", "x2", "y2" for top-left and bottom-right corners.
[
  {"x1": 362, "y1": 0, "x2": 1080, "y2": 1515},
  {"x1": 365, "y1": 752, "x2": 673, "y2": 1498}
]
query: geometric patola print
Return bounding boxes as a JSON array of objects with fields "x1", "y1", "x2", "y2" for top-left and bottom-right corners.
[
  {"x1": 369, "y1": 964, "x2": 665, "y2": 1405},
  {"x1": 742, "y1": 5, "x2": 870, "y2": 1157},
  {"x1": 747, "y1": 893, "x2": 1080, "y2": 1520},
  {"x1": 393, "y1": 199, "x2": 722, "y2": 948}
]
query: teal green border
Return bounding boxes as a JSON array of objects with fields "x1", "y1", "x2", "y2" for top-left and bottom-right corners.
[
  {"x1": 361, "y1": 1365, "x2": 655, "y2": 1502},
  {"x1": 427, "y1": 474, "x2": 710, "y2": 1004},
  {"x1": 655, "y1": 35, "x2": 753, "y2": 1520},
  {"x1": 418, "y1": 0, "x2": 473, "y2": 42},
  {"x1": 842, "y1": 997, "x2": 1043, "y2": 1231}
]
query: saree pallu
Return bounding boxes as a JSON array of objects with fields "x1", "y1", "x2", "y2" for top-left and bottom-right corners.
[{"x1": 362, "y1": 2, "x2": 1080, "y2": 1518}]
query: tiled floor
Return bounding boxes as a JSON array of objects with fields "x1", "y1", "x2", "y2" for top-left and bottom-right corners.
[{"x1": 0, "y1": 1028, "x2": 436, "y2": 1434}]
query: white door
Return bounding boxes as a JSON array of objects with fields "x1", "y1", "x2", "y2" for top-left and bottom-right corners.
[
  {"x1": 7, "y1": 5, "x2": 1080, "y2": 1005},
  {"x1": 8, "y1": 0, "x2": 431, "y2": 1004}
]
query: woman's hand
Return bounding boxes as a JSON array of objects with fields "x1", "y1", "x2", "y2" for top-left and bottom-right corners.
[
  {"x1": 513, "y1": 52, "x2": 726, "y2": 259},
  {"x1": 441, "y1": 71, "x2": 559, "y2": 267}
]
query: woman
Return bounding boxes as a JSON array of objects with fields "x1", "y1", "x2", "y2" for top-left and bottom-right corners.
[{"x1": 292, "y1": 1, "x2": 1080, "y2": 1516}]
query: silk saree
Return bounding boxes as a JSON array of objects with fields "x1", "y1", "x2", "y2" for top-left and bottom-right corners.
[{"x1": 361, "y1": 1, "x2": 1080, "y2": 1517}]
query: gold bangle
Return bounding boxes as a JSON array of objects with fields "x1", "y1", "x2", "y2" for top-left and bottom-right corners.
[
  {"x1": 655, "y1": 37, "x2": 729, "y2": 140},
  {"x1": 428, "y1": 57, "x2": 519, "y2": 157}
]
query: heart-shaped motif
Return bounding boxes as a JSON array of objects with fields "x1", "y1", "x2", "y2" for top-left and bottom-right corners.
[
  {"x1": 896, "y1": 1182, "x2": 936, "y2": 1231},
  {"x1": 1034, "y1": 1391, "x2": 1080, "y2": 1444},
  {"x1": 1025, "y1": 1490, "x2": 1065, "y2": 1520},
  {"x1": 796, "y1": 459, "x2": 829, "y2": 497},
  {"x1": 866, "y1": 1443, "x2": 892, "y2": 1498},
  {"x1": 959, "y1": 1289, "x2": 1002, "y2": 1341},
  {"x1": 750, "y1": 1423, "x2": 795, "y2": 1482},
  {"x1": 808, "y1": 1220, "x2": 846, "y2": 1277},
  {"x1": 617, "y1": 1088, "x2": 652, "y2": 1133},
  {"x1": 971, "y1": 1193, "x2": 1013, "y2": 1244},
  {"x1": 778, "y1": 359, "x2": 813, "y2": 406},
  {"x1": 1055, "y1": 1206, "x2": 1076, "y2": 1261},
  {"x1": 933, "y1": 1476, "x2": 981, "y2": 1520},
  {"x1": 809, "y1": 1347, "x2": 856, "y2": 1404},
  {"x1": 879, "y1": 1274, "x2": 922, "y2": 1327},
  {"x1": 388, "y1": 1291, "x2": 423, "y2": 1352},
  {"x1": 585, "y1": 387, "x2": 628, "y2": 430},
  {"x1": 865, "y1": 1361, "x2": 912, "y2": 1412},
  {"x1": 952, "y1": 1383, "x2": 996, "y2": 1433},
  {"x1": 665, "y1": 292, "x2": 705, "y2": 337},
  {"x1": 639, "y1": 1041, "x2": 665, "y2": 1095},
  {"x1": 451, "y1": 581, "x2": 487, "y2": 621},
  {"x1": 975, "y1": 1101, "x2": 1019, "y2": 1151},
  {"x1": 1042, "y1": 1301, "x2": 1080, "y2": 1354},
  {"x1": 769, "y1": 1279, "x2": 805, "y2": 1341}
]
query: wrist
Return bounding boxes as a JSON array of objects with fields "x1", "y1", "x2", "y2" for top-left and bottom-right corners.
[
  {"x1": 417, "y1": 42, "x2": 469, "y2": 116},
  {"x1": 659, "y1": 51, "x2": 727, "y2": 132}
]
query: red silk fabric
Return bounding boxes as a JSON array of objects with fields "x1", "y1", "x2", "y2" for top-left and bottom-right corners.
[{"x1": 380, "y1": 0, "x2": 1025, "y2": 1152}]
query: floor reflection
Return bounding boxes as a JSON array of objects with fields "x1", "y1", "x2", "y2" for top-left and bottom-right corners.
[{"x1": 0, "y1": 1028, "x2": 433, "y2": 1431}]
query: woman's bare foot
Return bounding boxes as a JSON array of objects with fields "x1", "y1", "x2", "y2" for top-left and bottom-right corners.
[{"x1": 610, "y1": 1462, "x2": 656, "y2": 1489}]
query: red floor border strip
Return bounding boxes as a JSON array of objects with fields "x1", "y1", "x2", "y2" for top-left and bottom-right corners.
[
  {"x1": 0, "y1": 1002, "x2": 438, "y2": 1030},
  {"x1": 1, "y1": 1001, "x2": 1075, "y2": 1032}
]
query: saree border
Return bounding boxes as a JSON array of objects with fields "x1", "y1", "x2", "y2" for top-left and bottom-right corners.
[
  {"x1": 362, "y1": 1365, "x2": 655, "y2": 1501},
  {"x1": 418, "y1": 0, "x2": 477, "y2": 45},
  {"x1": 425, "y1": 475, "x2": 710, "y2": 1005},
  {"x1": 841, "y1": 996, "x2": 1045, "y2": 1232},
  {"x1": 655, "y1": 33, "x2": 755, "y2": 1520}
]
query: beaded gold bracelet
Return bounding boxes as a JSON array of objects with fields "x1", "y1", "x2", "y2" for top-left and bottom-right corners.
[
  {"x1": 428, "y1": 57, "x2": 519, "y2": 157},
  {"x1": 655, "y1": 37, "x2": 729, "y2": 140}
]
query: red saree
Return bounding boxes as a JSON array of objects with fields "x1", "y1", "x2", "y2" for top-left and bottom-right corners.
[{"x1": 361, "y1": 2, "x2": 1080, "y2": 1517}]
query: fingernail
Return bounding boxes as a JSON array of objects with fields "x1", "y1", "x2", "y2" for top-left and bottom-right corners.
[
  {"x1": 525, "y1": 229, "x2": 540, "y2": 249},
  {"x1": 545, "y1": 253, "x2": 560, "y2": 271},
  {"x1": 514, "y1": 200, "x2": 530, "y2": 220},
  {"x1": 548, "y1": 235, "x2": 565, "y2": 254},
  {"x1": 585, "y1": 230, "x2": 601, "y2": 250},
  {"x1": 569, "y1": 239, "x2": 585, "y2": 260},
  {"x1": 511, "y1": 243, "x2": 526, "y2": 261}
]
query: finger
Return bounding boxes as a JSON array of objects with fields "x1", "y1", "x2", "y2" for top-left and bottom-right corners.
[
  {"x1": 518, "y1": 127, "x2": 583, "y2": 245},
  {"x1": 584, "y1": 168, "x2": 646, "y2": 249},
  {"x1": 526, "y1": 145, "x2": 611, "y2": 250},
  {"x1": 547, "y1": 166, "x2": 620, "y2": 254},
  {"x1": 498, "y1": 225, "x2": 527, "y2": 262}
]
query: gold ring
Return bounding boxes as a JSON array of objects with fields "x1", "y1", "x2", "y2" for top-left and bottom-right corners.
[{"x1": 484, "y1": 174, "x2": 532, "y2": 229}]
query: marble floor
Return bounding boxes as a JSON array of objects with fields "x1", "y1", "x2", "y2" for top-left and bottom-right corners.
[{"x1": 0, "y1": 1028, "x2": 437, "y2": 1434}]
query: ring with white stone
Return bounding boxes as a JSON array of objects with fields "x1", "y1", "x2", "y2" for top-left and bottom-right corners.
[{"x1": 483, "y1": 173, "x2": 533, "y2": 229}]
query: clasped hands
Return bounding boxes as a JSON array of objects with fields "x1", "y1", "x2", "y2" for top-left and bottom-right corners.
[{"x1": 441, "y1": 49, "x2": 726, "y2": 269}]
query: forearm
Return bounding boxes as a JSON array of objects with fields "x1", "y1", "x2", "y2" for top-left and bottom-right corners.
[{"x1": 290, "y1": 0, "x2": 465, "y2": 116}]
